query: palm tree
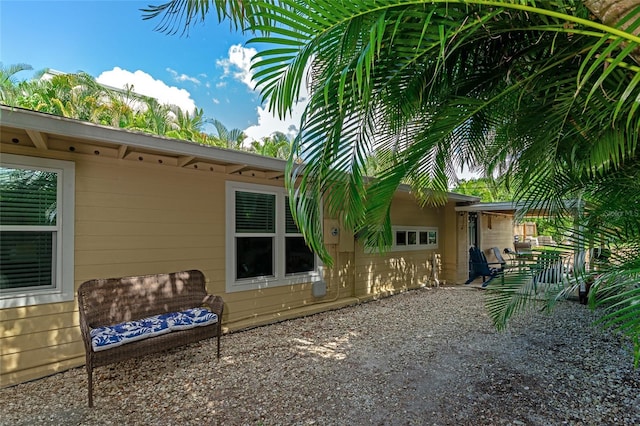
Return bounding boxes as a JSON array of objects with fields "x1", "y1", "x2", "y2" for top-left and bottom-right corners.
[
  {"x1": 250, "y1": 131, "x2": 292, "y2": 159},
  {"x1": 1, "y1": 66, "x2": 231, "y2": 148},
  {"x1": 209, "y1": 118, "x2": 246, "y2": 149},
  {"x1": 0, "y1": 62, "x2": 33, "y2": 103},
  {"x1": 144, "y1": 0, "x2": 640, "y2": 364},
  {"x1": 452, "y1": 178, "x2": 512, "y2": 203}
]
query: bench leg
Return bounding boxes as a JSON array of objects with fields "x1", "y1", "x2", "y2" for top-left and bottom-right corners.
[
  {"x1": 216, "y1": 334, "x2": 221, "y2": 359},
  {"x1": 86, "y1": 363, "x2": 94, "y2": 408}
]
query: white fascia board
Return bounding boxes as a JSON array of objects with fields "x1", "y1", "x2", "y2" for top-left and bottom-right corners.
[
  {"x1": 455, "y1": 202, "x2": 517, "y2": 212},
  {"x1": 455, "y1": 200, "x2": 585, "y2": 212}
]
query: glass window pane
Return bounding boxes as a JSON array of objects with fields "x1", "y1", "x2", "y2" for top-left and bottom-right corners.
[
  {"x1": 285, "y1": 197, "x2": 300, "y2": 233},
  {"x1": 408, "y1": 231, "x2": 417, "y2": 245},
  {"x1": 0, "y1": 167, "x2": 57, "y2": 226},
  {"x1": 286, "y1": 237, "x2": 314, "y2": 274},
  {"x1": 428, "y1": 231, "x2": 437, "y2": 245},
  {"x1": 419, "y1": 232, "x2": 428, "y2": 245},
  {"x1": 235, "y1": 191, "x2": 275, "y2": 233},
  {"x1": 236, "y1": 237, "x2": 273, "y2": 279},
  {"x1": 0, "y1": 231, "x2": 54, "y2": 290},
  {"x1": 396, "y1": 231, "x2": 406, "y2": 246}
]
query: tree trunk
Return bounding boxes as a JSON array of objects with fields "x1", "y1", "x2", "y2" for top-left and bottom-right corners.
[{"x1": 584, "y1": 0, "x2": 640, "y2": 63}]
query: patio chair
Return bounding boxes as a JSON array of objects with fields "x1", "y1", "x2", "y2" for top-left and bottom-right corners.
[
  {"x1": 514, "y1": 241, "x2": 532, "y2": 255},
  {"x1": 538, "y1": 235, "x2": 557, "y2": 246},
  {"x1": 491, "y1": 247, "x2": 508, "y2": 269},
  {"x1": 531, "y1": 250, "x2": 570, "y2": 292},
  {"x1": 465, "y1": 246, "x2": 502, "y2": 287}
]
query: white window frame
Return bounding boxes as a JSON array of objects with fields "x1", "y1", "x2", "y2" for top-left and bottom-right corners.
[
  {"x1": 225, "y1": 181, "x2": 321, "y2": 292},
  {"x1": 391, "y1": 226, "x2": 438, "y2": 251},
  {"x1": 0, "y1": 154, "x2": 75, "y2": 308}
]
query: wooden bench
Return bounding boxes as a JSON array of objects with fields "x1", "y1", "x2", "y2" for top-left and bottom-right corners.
[{"x1": 77, "y1": 270, "x2": 224, "y2": 407}]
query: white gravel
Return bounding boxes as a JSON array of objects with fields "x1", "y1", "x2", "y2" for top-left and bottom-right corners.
[{"x1": 1, "y1": 286, "x2": 639, "y2": 425}]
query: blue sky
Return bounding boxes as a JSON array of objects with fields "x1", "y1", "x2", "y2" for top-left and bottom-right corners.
[{"x1": 0, "y1": 0, "x2": 305, "y2": 141}]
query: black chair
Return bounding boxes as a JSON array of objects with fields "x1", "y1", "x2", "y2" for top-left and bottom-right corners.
[{"x1": 465, "y1": 247, "x2": 502, "y2": 287}]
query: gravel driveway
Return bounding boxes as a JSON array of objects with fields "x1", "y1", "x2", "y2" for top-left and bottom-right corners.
[{"x1": 1, "y1": 286, "x2": 639, "y2": 425}]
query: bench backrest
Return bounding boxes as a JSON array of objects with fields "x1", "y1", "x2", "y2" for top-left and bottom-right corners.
[{"x1": 78, "y1": 270, "x2": 208, "y2": 328}]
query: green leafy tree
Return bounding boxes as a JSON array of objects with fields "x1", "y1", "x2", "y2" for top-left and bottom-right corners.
[
  {"x1": 145, "y1": 0, "x2": 640, "y2": 364},
  {"x1": 452, "y1": 178, "x2": 512, "y2": 202},
  {"x1": 250, "y1": 131, "x2": 292, "y2": 159},
  {"x1": 210, "y1": 118, "x2": 246, "y2": 149},
  {"x1": 1, "y1": 66, "x2": 229, "y2": 148},
  {"x1": 0, "y1": 62, "x2": 33, "y2": 103}
]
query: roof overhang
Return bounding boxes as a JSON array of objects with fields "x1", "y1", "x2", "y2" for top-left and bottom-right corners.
[
  {"x1": 455, "y1": 200, "x2": 585, "y2": 216},
  {"x1": 1, "y1": 105, "x2": 288, "y2": 179},
  {"x1": 1, "y1": 105, "x2": 481, "y2": 202},
  {"x1": 392, "y1": 183, "x2": 480, "y2": 203}
]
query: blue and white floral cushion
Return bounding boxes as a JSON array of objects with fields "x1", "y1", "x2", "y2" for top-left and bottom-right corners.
[
  {"x1": 90, "y1": 326, "x2": 124, "y2": 352},
  {"x1": 168, "y1": 311, "x2": 194, "y2": 330},
  {"x1": 168, "y1": 308, "x2": 218, "y2": 330},
  {"x1": 90, "y1": 308, "x2": 217, "y2": 352},
  {"x1": 185, "y1": 307, "x2": 218, "y2": 326},
  {"x1": 138, "y1": 314, "x2": 174, "y2": 338}
]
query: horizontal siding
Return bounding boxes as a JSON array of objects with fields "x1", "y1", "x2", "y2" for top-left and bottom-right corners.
[
  {"x1": 1, "y1": 311, "x2": 78, "y2": 339},
  {"x1": 74, "y1": 247, "x2": 218, "y2": 266},
  {"x1": 390, "y1": 193, "x2": 442, "y2": 226},
  {"x1": 354, "y1": 248, "x2": 435, "y2": 297},
  {"x1": 480, "y1": 214, "x2": 514, "y2": 263},
  {"x1": 1, "y1": 341, "x2": 84, "y2": 377},
  {"x1": 1, "y1": 356, "x2": 84, "y2": 388},
  {"x1": 1, "y1": 326, "x2": 79, "y2": 355},
  {"x1": 354, "y1": 193, "x2": 451, "y2": 292},
  {"x1": 75, "y1": 205, "x2": 217, "y2": 225},
  {"x1": 0, "y1": 300, "x2": 76, "y2": 322},
  {"x1": 223, "y1": 282, "x2": 341, "y2": 322},
  {"x1": 75, "y1": 234, "x2": 223, "y2": 251}
]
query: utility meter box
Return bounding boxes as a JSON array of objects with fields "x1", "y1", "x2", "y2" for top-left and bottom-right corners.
[{"x1": 323, "y1": 219, "x2": 340, "y2": 245}]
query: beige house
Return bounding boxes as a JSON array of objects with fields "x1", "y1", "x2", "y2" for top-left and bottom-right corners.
[{"x1": 1, "y1": 106, "x2": 486, "y2": 387}]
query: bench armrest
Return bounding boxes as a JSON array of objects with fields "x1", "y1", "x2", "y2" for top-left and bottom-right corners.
[{"x1": 202, "y1": 294, "x2": 224, "y2": 318}]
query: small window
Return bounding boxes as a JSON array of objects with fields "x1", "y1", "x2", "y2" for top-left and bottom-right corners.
[
  {"x1": 391, "y1": 226, "x2": 438, "y2": 251},
  {"x1": 0, "y1": 154, "x2": 74, "y2": 308}
]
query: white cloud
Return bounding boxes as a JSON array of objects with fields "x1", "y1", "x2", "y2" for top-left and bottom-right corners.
[
  {"x1": 242, "y1": 58, "x2": 314, "y2": 143},
  {"x1": 166, "y1": 67, "x2": 201, "y2": 85},
  {"x1": 96, "y1": 67, "x2": 196, "y2": 113},
  {"x1": 212, "y1": 98, "x2": 220, "y2": 104},
  {"x1": 216, "y1": 44, "x2": 257, "y2": 89},
  {"x1": 243, "y1": 101, "x2": 306, "y2": 142}
]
